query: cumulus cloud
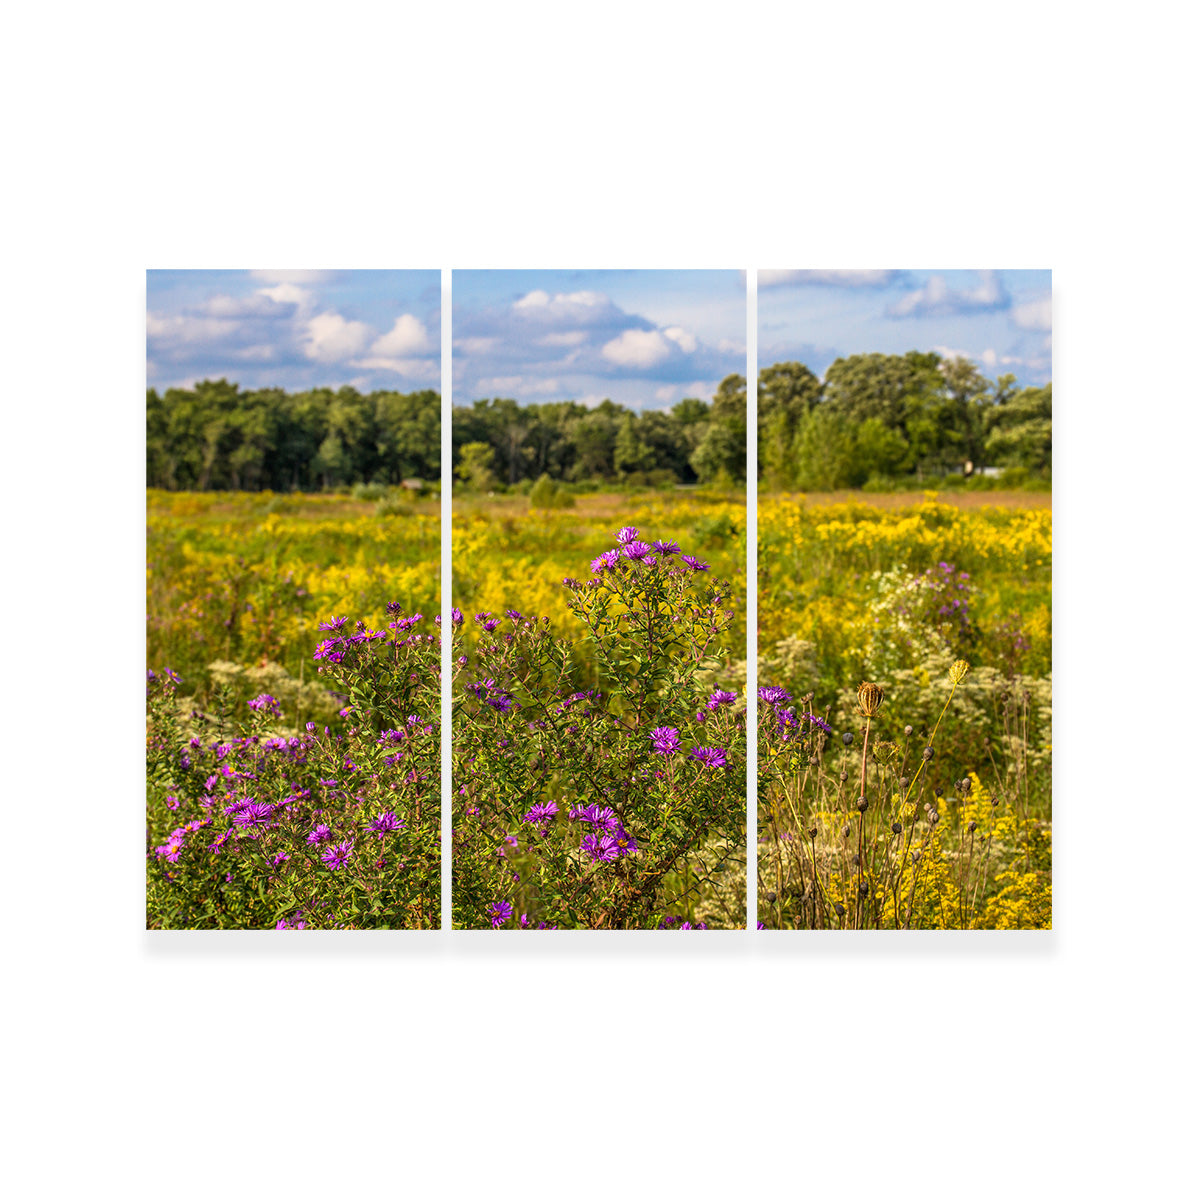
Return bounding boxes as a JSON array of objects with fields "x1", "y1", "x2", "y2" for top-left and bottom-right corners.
[
  {"x1": 1012, "y1": 296, "x2": 1052, "y2": 332},
  {"x1": 759, "y1": 269, "x2": 903, "y2": 289},
  {"x1": 663, "y1": 326, "x2": 697, "y2": 354},
  {"x1": 601, "y1": 329, "x2": 673, "y2": 368},
  {"x1": 249, "y1": 269, "x2": 341, "y2": 285},
  {"x1": 537, "y1": 331, "x2": 588, "y2": 347},
  {"x1": 350, "y1": 356, "x2": 440, "y2": 382},
  {"x1": 887, "y1": 270, "x2": 1010, "y2": 318},
  {"x1": 303, "y1": 311, "x2": 373, "y2": 362},
  {"x1": 371, "y1": 314, "x2": 432, "y2": 357}
]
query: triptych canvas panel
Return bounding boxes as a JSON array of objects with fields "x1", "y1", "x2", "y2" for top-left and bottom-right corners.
[{"x1": 146, "y1": 268, "x2": 1051, "y2": 931}]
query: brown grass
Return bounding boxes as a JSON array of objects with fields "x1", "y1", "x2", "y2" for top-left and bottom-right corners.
[{"x1": 766, "y1": 490, "x2": 1051, "y2": 510}]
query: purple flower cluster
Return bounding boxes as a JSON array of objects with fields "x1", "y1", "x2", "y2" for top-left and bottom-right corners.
[
  {"x1": 650, "y1": 726, "x2": 681, "y2": 756},
  {"x1": 689, "y1": 745, "x2": 728, "y2": 769}
]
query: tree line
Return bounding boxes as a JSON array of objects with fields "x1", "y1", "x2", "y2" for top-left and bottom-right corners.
[
  {"x1": 452, "y1": 375, "x2": 747, "y2": 491},
  {"x1": 146, "y1": 380, "x2": 441, "y2": 491},
  {"x1": 758, "y1": 353, "x2": 1051, "y2": 490}
]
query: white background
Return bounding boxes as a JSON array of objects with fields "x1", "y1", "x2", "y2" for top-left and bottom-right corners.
[{"x1": 6, "y1": 3, "x2": 1194, "y2": 1197}]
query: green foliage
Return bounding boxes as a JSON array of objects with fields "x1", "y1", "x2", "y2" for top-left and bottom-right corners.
[
  {"x1": 147, "y1": 381, "x2": 441, "y2": 491},
  {"x1": 528, "y1": 473, "x2": 576, "y2": 509},
  {"x1": 452, "y1": 380, "x2": 746, "y2": 489},
  {"x1": 757, "y1": 353, "x2": 1052, "y2": 490}
]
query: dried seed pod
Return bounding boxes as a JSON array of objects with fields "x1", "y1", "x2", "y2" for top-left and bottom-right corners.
[
  {"x1": 904, "y1": 724, "x2": 914, "y2": 736},
  {"x1": 857, "y1": 682, "x2": 885, "y2": 717},
  {"x1": 858, "y1": 881, "x2": 870, "y2": 898},
  {"x1": 834, "y1": 902, "x2": 846, "y2": 917},
  {"x1": 968, "y1": 820, "x2": 978, "y2": 834},
  {"x1": 808, "y1": 825, "x2": 819, "y2": 840},
  {"x1": 766, "y1": 891, "x2": 777, "y2": 904},
  {"x1": 923, "y1": 746, "x2": 934, "y2": 761},
  {"x1": 935, "y1": 786, "x2": 944, "y2": 797},
  {"x1": 840, "y1": 771, "x2": 848, "y2": 782},
  {"x1": 928, "y1": 811, "x2": 940, "y2": 826},
  {"x1": 961, "y1": 778, "x2": 973, "y2": 795},
  {"x1": 891, "y1": 821, "x2": 903, "y2": 836},
  {"x1": 842, "y1": 824, "x2": 851, "y2": 839},
  {"x1": 899, "y1": 776, "x2": 909, "y2": 789},
  {"x1": 842, "y1": 732, "x2": 854, "y2": 747},
  {"x1": 856, "y1": 796, "x2": 869, "y2": 813}
]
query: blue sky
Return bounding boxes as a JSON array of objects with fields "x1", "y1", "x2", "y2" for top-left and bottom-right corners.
[
  {"x1": 758, "y1": 270, "x2": 1052, "y2": 389},
  {"x1": 452, "y1": 269, "x2": 746, "y2": 410},
  {"x1": 146, "y1": 270, "x2": 441, "y2": 393}
]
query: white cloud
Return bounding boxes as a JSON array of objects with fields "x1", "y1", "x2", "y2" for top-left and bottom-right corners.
[
  {"x1": 513, "y1": 289, "x2": 611, "y2": 317},
  {"x1": 601, "y1": 328, "x2": 672, "y2": 367},
  {"x1": 514, "y1": 289, "x2": 551, "y2": 309},
  {"x1": 718, "y1": 338, "x2": 746, "y2": 355},
  {"x1": 351, "y1": 356, "x2": 440, "y2": 382},
  {"x1": 371, "y1": 314, "x2": 432, "y2": 356},
  {"x1": 478, "y1": 375, "x2": 561, "y2": 395},
  {"x1": 249, "y1": 269, "x2": 339, "y2": 284},
  {"x1": 759, "y1": 269, "x2": 899, "y2": 288},
  {"x1": 888, "y1": 270, "x2": 1009, "y2": 318},
  {"x1": 234, "y1": 344, "x2": 277, "y2": 362},
  {"x1": 202, "y1": 292, "x2": 286, "y2": 318},
  {"x1": 1012, "y1": 296, "x2": 1052, "y2": 332},
  {"x1": 303, "y1": 311, "x2": 373, "y2": 362},
  {"x1": 655, "y1": 385, "x2": 677, "y2": 403},
  {"x1": 255, "y1": 282, "x2": 314, "y2": 312},
  {"x1": 537, "y1": 331, "x2": 588, "y2": 347},
  {"x1": 455, "y1": 336, "x2": 500, "y2": 355},
  {"x1": 662, "y1": 325, "x2": 697, "y2": 354}
]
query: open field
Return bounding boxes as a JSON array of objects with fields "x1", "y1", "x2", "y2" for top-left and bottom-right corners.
[
  {"x1": 452, "y1": 489, "x2": 747, "y2": 664},
  {"x1": 757, "y1": 492, "x2": 1052, "y2": 930},
  {"x1": 147, "y1": 489, "x2": 440, "y2": 708}
]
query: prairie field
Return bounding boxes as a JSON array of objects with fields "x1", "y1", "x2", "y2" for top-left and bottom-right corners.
[
  {"x1": 147, "y1": 489, "x2": 440, "y2": 709},
  {"x1": 452, "y1": 489, "x2": 747, "y2": 662},
  {"x1": 757, "y1": 491, "x2": 1052, "y2": 930}
]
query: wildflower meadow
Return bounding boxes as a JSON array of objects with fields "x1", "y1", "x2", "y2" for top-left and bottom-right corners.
[
  {"x1": 146, "y1": 489, "x2": 441, "y2": 928},
  {"x1": 452, "y1": 512, "x2": 747, "y2": 930},
  {"x1": 757, "y1": 492, "x2": 1052, "y2": 930}
]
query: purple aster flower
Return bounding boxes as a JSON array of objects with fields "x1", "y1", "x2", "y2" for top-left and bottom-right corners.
[
  {"x1": 650, "y1": 726, "x2": 681, "y2": 756},
  {"x1": 680, "y1": 555, "x2": 709, "y2": 572},
  {"x1": 247, "y1": 694, "x2": 279, "y2": 712},
  {"x1": 521, "y1": 800, "x2": 559, "y2": 825},
  {"x1": 306, "y1": 824, "x2": 333, "y2": 845},
  {"x1": 488, "y1": 900, "x2": 514, "y2": 928},
  {"x1": 451, "y1": 607, "x2": 464, "y2": 625},
  {"x1": 574, "y1": 804, "x2": 621, "y2": 831},
  {"x1": 317, "y1": 616, "x2": 348, "y2": 631},
  {"x1": 615, "y1": 525, "x2": 639, "y2": 544},
  {"x1": 368, "y1": 811, "x2": 403, "y2": 837},
  {"x1": 689, "y1": 745, "x2": 728, "y2": 768},
  {"x1": 613, "y1": 828, "x2": 639, "y2": 856},
  {"x1": 803, "y1": 713, "x2": 833, "y2": 734},
  {"x1": 652, "y1": 539, "x2": 681, "y2": 556},
  {"x1": 313, "y1": 639, "x2": 345, "y2": 664},
  {"x1": 233, "y1": 801, "x2": 274, "y2": 828},
  {"x1": 622, "y1": 540, "x2": 653, "y2": 560},
  {"x1": 706, "y1": 689, "x2": 738, "y2": 710},
  {"x1": 581, "y1": 832, "x2": 621, "y2": 863},
  {"x1": 321, "y1": 841, "x2": 352, "y2": 870},
  {"x1": 272, "y1": 851, "x2": 290, "y2": 866},
  {"x1": 758, "y1": 685, "x2": 792, "y2": 706}
]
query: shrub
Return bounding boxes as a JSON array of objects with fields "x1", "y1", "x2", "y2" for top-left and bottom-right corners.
[
  {"x1": 146, "y1": 610, "x2": 441, "y2": 929},
  {"x1": 453, "y1": 525, "x2": 746, "y2": 929}
]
